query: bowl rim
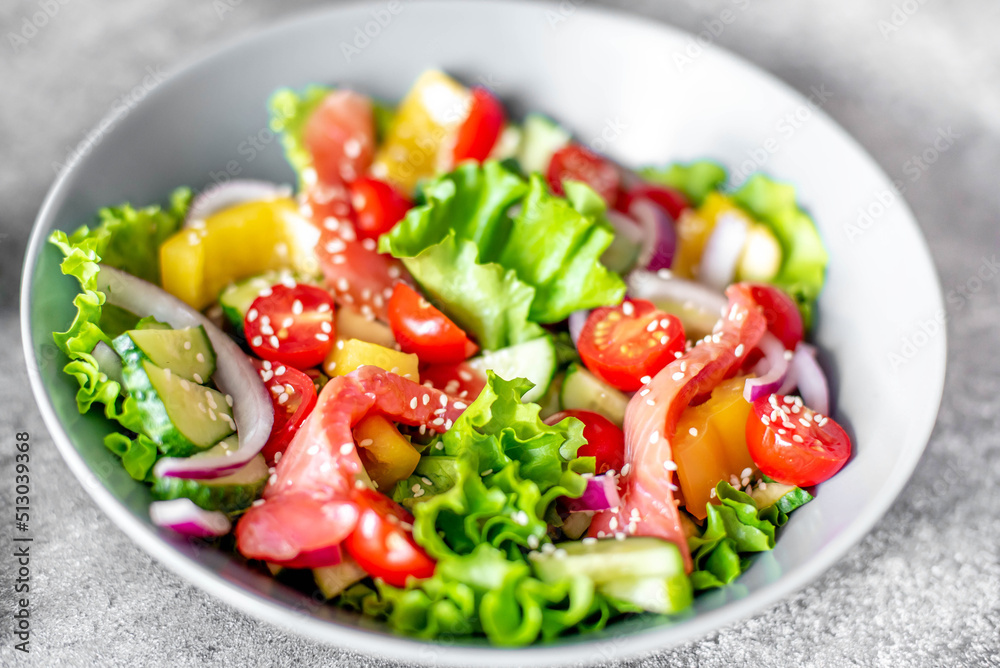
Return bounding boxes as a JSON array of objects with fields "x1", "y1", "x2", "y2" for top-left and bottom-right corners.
[{"x1": 20, "y1": 0, "x2": 947, "y2": 664}]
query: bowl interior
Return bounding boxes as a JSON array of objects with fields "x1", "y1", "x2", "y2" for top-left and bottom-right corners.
[{"x1": 22, "y1": 2, "x2": 946, "y2": 664}]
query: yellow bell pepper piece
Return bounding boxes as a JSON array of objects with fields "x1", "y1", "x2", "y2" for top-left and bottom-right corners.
[
  {"x1": 159, "y1": 198, "x2": 319, "y2": 309},
  {"x1": 353, "y1": 415, "x2": 421, "y2": 492},
  {"x1": 672, "y1": 192, "x2": 755, "y2": 280},
  {"x1": 672, "y1": 376, "x2": 756, "y2": 519},
  {"x1": 323, "y1": 338, "x2": 419, "y2": 381},
  {"x1": 370, "y1": 69, "x2": 470, "y2": 195}
]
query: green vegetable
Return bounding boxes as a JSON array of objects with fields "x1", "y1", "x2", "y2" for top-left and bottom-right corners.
[
  {"x1": 268, "y1": 85, "x2": 331, "y2": 189},
  {"x1": 638, "y1": 160, "x2": 727, "y2": 207},
  {"x1": 380, "y1": 161, "x2": 625, "y2": 350},
  {"x1": 151, "y1": 440, "x2": 267, "y2": 513},
  {"x1": 688, "y1": 481, "x2": 811, "y2": 591},
  {"x1": 392, "y1": 372, "x2": 593, "y2": 559},
  {"x1": 342, "y1": 543, "x2": 623, "y2": 646},
  {"x1": 48, "y1": 189, "x2": 190, "y2": 479},
  {"x1": 731, "y1": 174, "x2": 828, "y2": 327}
]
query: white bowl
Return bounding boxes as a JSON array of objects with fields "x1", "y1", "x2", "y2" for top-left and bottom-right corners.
[{"x1": 20, "y1": 1, "x2": 946, "y2": 664}]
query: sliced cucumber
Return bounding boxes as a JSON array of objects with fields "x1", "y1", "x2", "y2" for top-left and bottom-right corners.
[
  {"x1": 488, "y1": 123, "x2": 523, "y2": 162},
  {"x1": 560, "y1": 362, "x2": 629, "y2": 426},
  {"x1": 314, "y1": 555, "x2": 368, "y2": 600},
  {"x1": 517, "y1": 113, "x2": 571, "y2": 175},
  {"x1": 91, "y1": 341, "x2": 124, "y2": 388},
  {"x1": 113, "y1": 326, "x2": 216, "y2": 383},
  {"x1": 152, "y1": 440, "x2": 267, "y2": 513},
  {"x1": 600, "y1": 225, "x2": 643, "y2": 274},
  {"x1": 467, "y1": 335, "x2": 557, "y2": 403},
  {"x1": 218, "y1": 270, "x2": 316, "y2": 334},
  {"x1": 529, "y1": 537, "x2": 692, "y2": 614},
  {"x1": 123, "y1": 359, "x2": 235, "y2": 457}
]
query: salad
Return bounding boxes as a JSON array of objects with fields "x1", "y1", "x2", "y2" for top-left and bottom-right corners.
[{"x1": 48, "y1": 69, "x2": 850, "y2": 645}]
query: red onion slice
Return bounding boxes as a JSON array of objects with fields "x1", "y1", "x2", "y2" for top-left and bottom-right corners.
[
  {"x1": 185, "y1": 180, "x2": 291, "y2": 227},
  {"x1": 699, "y1": 211, "x2": 749, "y2": 291},
  {"x1": 791, "y1": 343, "x2": 830, "y2": 416},
  {"x1": 268, "y1": 543, "x2": 344, "y2": 569},
  {"x1": 743, "y1": 332, "x2": 790, "y2": 403},
  {"x1": 629, "y1": 197, "x2": 677, "y2": 271},
  {"x1": 564, "y1": 474, "x2": 621, "y2": 513},
  {"x1": 94, "y1": 265, "x2": 273, "y2": 480},
  {"x1": 150, "y1": 498, "x2": 231, "y2": 537},
  {"x1": 568, "y1": 309, "x2": 590, "y2": 346}
]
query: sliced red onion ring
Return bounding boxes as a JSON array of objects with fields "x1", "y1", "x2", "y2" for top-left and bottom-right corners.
[
  {"x1": 790, "y1": 343, "x2": 830, "y2": 416},
  {"x1": 568, "y1": 309, "x2": 590, "y2": 346},
  {"x1": 699, "y1": 211, "x2": 749, "y2": 291},
  {"x1": 743, "y1": 332, "x2": 790, "y2": 403},
  {"x1": 629, "y1": 197, "x2": 677, "y2": 271},
  {"x1": 94, "y1": 265, "x2": 273, "y2": 480},
  {"x1": 185, "y1": 180, "x2": 291, "y2": 227},
  {"x1": 564, "y1": 474, "x2": 621, "y2": 513},
  {"x1": 150, "y1": 498, "x2": 231, "y2": 537},
  {"x1": 269, "y1": 544, "x2": 344, "y2": 570}
]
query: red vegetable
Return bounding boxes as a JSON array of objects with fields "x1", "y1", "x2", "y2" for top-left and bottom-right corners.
[
  {"x1": 387, "y1": 283, "x2": 478, "y2": 364},
  {"x1": 245, "y1": 283, "x2": 336, "y2": 370},
  {"x1": 619, "y1": 182, "x2": 689, "y2": 221},
  {"x1": 345, "y1": 487, "x2": 436, "y2": 587},
  {"x1": 251, "y1": 358, "x2": 318, "y2": 466},
  {"x1": 349, "y1": 177, "x2": 412, "y2": 241},
  {"x1": 452, "y1": 86, "x2": 506, "y2": 164},
  {"x1": 547, "y1": 144, "x2": 621, "y2": 205},
  {"x1": 304, "y1": 90, "x2": 375, "y2": 184},
  {"x1": 546, "y1": 409, "x2": 624, "y2": 475}
]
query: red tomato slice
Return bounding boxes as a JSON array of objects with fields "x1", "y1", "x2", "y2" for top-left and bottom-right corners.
[
  {"x1": 452, "y1": 86, "x2": 506, "y2": 164},
  {"x1": 578, "y1": 300, "x2": 686, "y2": 392},
  {"x1": 747, "y1": 284, "x2": 804, "y2": 350},
  {"x1": 545, "y1": 410, "x2": 625, "y2": 475},
  {"x1": 349, "y1": 177, "x2": 412, "y2": 241},
  {"x1": 304, "y1": 183, "x2": 409, "y2": 322},
  {"x1": 304, "y1": 89, "x2": 375, "y2": 184},
  {"x1": 547, "y1": 144, "x2": 621, "y2": 204},
  {"x1": 387, "y1": 283, "x2": 478, "y2": 364},
  {"x1": 420, "y1": 361, "x2": 487, "y2": 401},
  {"x1": 345, "y1": 487, "x2": 436, "y2": 587},
  {"x1": 746, "y1": 394, "x2": 851, "y2": 487},
  {"x1": 245, "y1": 284, "x2": 336, "y2": 370},
  {"x1": 251, "y1": 357, "x2": 318, "y2": 466},
  {"x1": 619, "y1": 183, "x2": 689, "y2": 221}
]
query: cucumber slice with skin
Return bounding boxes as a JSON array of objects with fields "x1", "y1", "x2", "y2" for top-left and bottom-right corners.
[
  {"x1": 113, "y1": 326, "x2": 216, "y2": 383},
  {"x1": 152, "y1": 439, "x2": 267, "y2": 513},
  {"x1": 751, "y1": 480, "x2": 813, "y2": 514},
  {"x1": 467, "y1": 335, "x2": 557, "y2": 403},
  {"x1": 537, "y1": 372, "x2": 564, "y2": 419},
  {"x1": 91, "y1": 341, "x2": 124, "y2": 388},
  {"x1": 123, "y1": 359, "x2": 235, "y2": 457},
  {"x1": 314, "y1": 555, "x2": 368, "y2": 600},
  {"x1": 517, "y1": 113, "x2": 571, "y2": 175},
  {"x1": 529, "y1": 537, "x2": 692, "y2": 614},
  {"x1": 560, "y1": 362, "x2": 630, "y2": 426},
  {"x1": 218, "y1": 270, "x2": 318, "y2": 335}
]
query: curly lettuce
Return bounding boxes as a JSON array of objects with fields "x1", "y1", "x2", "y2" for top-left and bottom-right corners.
[
  {"x1": 48, "y1": 189, "x2": 191, "y2": 480},
  {"x1": 393, "y1": 372, "x2": 592, "y2": 559},
  {"x1": 638, "y1": 160, "x2": 727, "y2": 207},
  {"x1": 688, "y1": 481, "x2": 811, "y2": 591},
  {"x1": 379, "y1": 161, "x2": 625, "y2": 350}
]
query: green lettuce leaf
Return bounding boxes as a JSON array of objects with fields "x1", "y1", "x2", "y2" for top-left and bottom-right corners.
[
  {"x1": 380, "y1": 161, "x2": 625, "y2": 350},
  {"x1": 638, "y1": 160, "x2": 728, "y2": 207},
  {"x1": 340, "y1": 544, "x2": 619, "y2": 646},
  {"x1": 688, "y1": 481, "x2": 810, "y2": 591},
  {"x1": 731, "y1": 174, "x2": 828, "y2": 327},
  {"x1": 103, "y1": 432, "x2": 159, "y2": 481},
  {"x1": 48, "y1": 189, "x2": 191, "y2": 479},
  {"x1": 393, "y1": 372, "x2": 592, "y2": 559},
  {"x1": 268, "y1": 85, "x2": 331, "y2": 188}
]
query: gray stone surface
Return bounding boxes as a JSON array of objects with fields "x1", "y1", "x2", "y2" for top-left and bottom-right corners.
[{"x1": 2, "y1": 0, "x2": 998, "y2": 665}]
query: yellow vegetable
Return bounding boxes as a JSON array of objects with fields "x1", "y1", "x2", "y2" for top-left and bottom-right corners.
[
  {"x1": 672, "y1": 376, "x2": 756, "y2": 519},
  {"x1": 672, "y1": 193, "x2": 754, "y2": 280},
  {"x1": 353, "y1": 415, "x2": 421, "y2": 492},
  {"x1": 159, "y1": 198, "x2": 319, "y2": 309},
  {"x1": 323, "y1": 338, "x2": 419, "y2": 381},
  {"x1": 370, "y1": 69, "x2": 470, "y2": 194}
]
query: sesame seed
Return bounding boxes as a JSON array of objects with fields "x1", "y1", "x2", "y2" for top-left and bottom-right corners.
[
  {"x1": 672, "y1": 371, "x2": 685, "y2": 381},
  {"x1": 609, "y1": 517, "x2": 618, "y2": 530},
  {"x1": 659, "y1": 318, "x2": 670, "y2": 328},
  {"x1": 481, "y1": 469, "x2": 493, "y2": 476},
  {"x1": 646, "y1": 399, "x2": 655, "y2": 406},
  {"x1": 278, "y1": 393, "x2": 289, "y2": 405},
  {"x1": 268, "y1": 474, "x2": 278, "y2": 485},
  {"x1": 422, "y1": 394, "x2": 430, "y2": 406},
  {"x1": 646, "y1": 320, "x2": 658, "y2": 333},
  {"x1": 362, "y1": 238, "x2": 377, "y2": 251},
  {"x1": 183, "y1": 341, "x2": 192, "y2": 350},
  {"x1": 225, "y1": 394, "x2": 234, "y2": 407},
  {"x1": 306, "y1": 445, "x2": 319, "y2": 455},
  {"x1": 621, "y1": 463, "x2": 631, "y2": 476},
  {"x1": 689, "y1": 427, "x2": 698, "y2": 437},
  {"x1": 432, "y1": 417, "x2": 444, "y2": 426},
  {"x1": 410, "y1": 397, "x2": 418, "y2": 409},
  {"x1": 640, "y1": 375, "x2": 652, "y2": 384},
  {"x1": 196, "y1": 352, "x2": 205, "y2": 363},
  {"x1": 440, "y1": 394, "x2": 448, "y2": 407},
  {"x1": 260, "y1": 323, "x2": 275, "y2": 336},
  {"x1": 710, "y1": 487, "x2": 717, "y2": 499},
  {"x1": 281, "y1": 317, "x2": 294, "y2": 328},
  {"x1": 315, "y1": 333, "x2": 329, "y2": 341},
  {"x1": 792, "y1": 434, "x2": 804, "y2": 443},
  {"x1": 421, "y1": 477, "x2": 433, "y2": 486},
  {"x1": 615, "y1": 532, "x2": 626, "y2": 541},
  {"x1": 735, "y1": 344, "x2": 744, "y2": 357},
  {"x1": 193, "y1": 373, "x2": 204, "y2": 384},
  {"x1": 339, "y1": 443, "x2": 353, "y2": 455},
  {"x1": 259, "y1": 287, "x2": 273, "y2": 298},
  {"x1": 664, "y1": 460, "x2": 678, "y2": 471},
  {"x1": 453, "y1": 401, "x2": 467, "y2": 410},
  {"x1": 649, "y1": 430, "x2": 660, "y2": 443},
  {"x1": 269, "y1": 335, "x2": 280, "y2": 347},
  {"x1": 621, "y1": 302, "x2": 634, "y2": 316},
  {"x1": 527, "y1": 535, "x2": 539, "y2": 549}
]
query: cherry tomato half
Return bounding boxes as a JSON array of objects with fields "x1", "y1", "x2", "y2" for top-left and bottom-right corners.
[
  {"x1": 387, "y1": 283, "x2": 478, "y2": 364},
  {"x1": 547, "y1": 144, "x2": 621, "y2": 205},
  {"x1": 344, "y1": 487, "x2": 436, "y2": 587},
  {"x1": 251, "y1": 358, "x2": 318, "y2": 466},
  {"x1": 420, "y1": 361, "x2": 487, "y2": 402},
  {"x1": 577, "y1": 300, "x2": 686, "y2": 392},
  {"x1": 245, "y1": 284, "x2": 336, "y2": 370},
  {"x1": 619, "y1": 183, "x2": 689, "y2": 221},
  {"x1": 545, "y1": 410, "x2": 625, "y2": 475},
  {"x1": 349, "y1": 177, "x2": 412, "y2": 241},
  {"x1": 746, "y1": 393, "x2": 851, "y2": 487},
  {"x1": 747, "y1": 283, "x2": 804, "y2": 351},
  {"x1": 452, "y1": 86, "x2": 506, "y2": 164}
]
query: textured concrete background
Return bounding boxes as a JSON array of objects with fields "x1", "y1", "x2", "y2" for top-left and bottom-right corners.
[{"x1": 2, "y1": 0, "x2": 999, "y2": 666}]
